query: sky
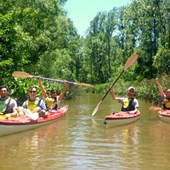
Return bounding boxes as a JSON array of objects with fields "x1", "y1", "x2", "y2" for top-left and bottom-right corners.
[{"x1": 64, "y1": 0, "x2": 131, "y2": 37}]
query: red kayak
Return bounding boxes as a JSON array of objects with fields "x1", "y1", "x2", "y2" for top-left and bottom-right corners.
[
  {"x1": 0, "y1": 105, "x2": 68, "y2": 137},
  {"x1": 104, "y1": 110, "x2": 140, "y2": 128},
  {"x1": 159, "y1": 109, "x2": 170, "y2": 123}
]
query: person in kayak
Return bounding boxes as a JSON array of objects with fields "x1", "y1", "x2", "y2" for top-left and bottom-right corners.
[
  {"x1": 22, "y1": 86, "x2": 47, "y2": 117},
  {"x1": 37, "y1": 78, "x2": 68, "y2": 110},
  {"x1": 155, "y1": 78, "x2": 170, "y2": 110},
  {"x1": 110, "y1": 86, "x2": 139, "y2": 114},
  {"x1": 0, "y1": 86, "x2": 18, "y2": 117}
]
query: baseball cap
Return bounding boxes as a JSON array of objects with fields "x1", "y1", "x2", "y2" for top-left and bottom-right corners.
[{"x1": 128, "y1": 86, "x2": 135, "y2": 91}]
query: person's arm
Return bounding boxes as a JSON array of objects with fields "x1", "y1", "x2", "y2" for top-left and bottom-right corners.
[
  {"x1": 37, "y1": 78, "x2": 48, "y2": 98},
  {"x1": 110, "y1": 86, "x2": 120, "y2": 102},
  {"x1": 58, "y1": 80, "x2": 68, "y2": 101},
  {"x1": 155, "y1": 78, "x2": 164, "y2": 97},
  {"x1": 22, "y1": 101, "x2": 27, "y2": 109},
  {"x1": 129, "y1": 108, "x2": 138, "y2": 114},
  {"x1": 35, "y1": 99, "x2": 47, "y2": 111},
  {"x1": 11, "y1": 99, "x2": 18, "y2": 116}
]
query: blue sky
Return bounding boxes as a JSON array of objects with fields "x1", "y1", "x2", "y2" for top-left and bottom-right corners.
[{"x1": 64, "y1": 0, "x2": 131, "y2": 37}]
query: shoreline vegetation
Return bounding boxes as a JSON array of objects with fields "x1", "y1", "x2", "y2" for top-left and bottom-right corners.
[
  {"x1": 90, "y1": 74, "x2": 170, "y2": 105},
  {"x1": 1, "y1": 0, "x2": 169, "y2": 104},
  {"x1": 11, "y1": 74, "x2": 169, "y2": 106}
]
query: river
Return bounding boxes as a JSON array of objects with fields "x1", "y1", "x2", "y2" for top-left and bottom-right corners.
[{"x1": 0, "y1": 93, "x2": 170, "y2": 170}]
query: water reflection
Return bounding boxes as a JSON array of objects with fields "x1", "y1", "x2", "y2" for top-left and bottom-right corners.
[{"x1": 1, "y1": 94, "x2": 170, "y2": 170}]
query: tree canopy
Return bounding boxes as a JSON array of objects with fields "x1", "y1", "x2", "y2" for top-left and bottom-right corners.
[{"x1": 0, "y1": 0, "x2": 169, "y2": 98}]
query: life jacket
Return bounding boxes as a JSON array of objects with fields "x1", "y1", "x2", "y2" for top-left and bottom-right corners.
[
  {"x1": 45, "y1": 97, "x2": 58, "y2": 110},
  {"x1": 0, "y1": 98, "x2": 12, "y2": 114},
  {"x1": 163, "y1": 98, "x2": 170, "y2": 110},
  {"x1": 26, "y1": 99, "x2": 39, "y2": 112},
  {"x1": 121, "y1": 98, "x2": 135, "y2": 112}
]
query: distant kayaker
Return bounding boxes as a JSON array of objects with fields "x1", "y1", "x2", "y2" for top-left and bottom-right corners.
[
  {"x1": 21, "y1": 86, "x2": 47, "y2": 117},
  {"x1": 0, "y1": 86, "x2": 18, "y2": 117},
  {"x1": 155, "y1": 78, "x2": 170, "y2": 110},
  {"x1": 38, "y1": 78, "x2": 68, "y2": 110},
  {"x1": 110, "y1": 86, "x2": 139, "y2": 114}
]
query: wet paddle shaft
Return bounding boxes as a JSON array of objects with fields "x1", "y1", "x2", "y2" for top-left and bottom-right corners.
[{"x1": 92, "y1": 54, "x2": 139, "y2": 116}]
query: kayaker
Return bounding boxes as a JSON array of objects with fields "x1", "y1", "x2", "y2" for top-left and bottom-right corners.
[
  {"x1": 37, "y1": 78, "x2": 68, "y2": 110},
  {"x1": 22, "y1": 86, "x2": 47, "y2": 117},
  {"x1": 110, "y1": 86, "x2": 139, "y2": 114},
  {"x1": 155, "y1": 78, "x2": 170, "y2": 110},
  {"x1": 0, "y1": 86, "x2": 18, "y2": 117}
]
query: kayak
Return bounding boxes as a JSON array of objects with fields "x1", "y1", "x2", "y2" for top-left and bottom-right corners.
[
  {"x1": 0, "y1": 105, "x2": 68, "y2": 137},
  {"x1": 104, "y1": 110, "x2": 140, "y2": 128},
  {"x1": 159, "y1": 109, "x2": 170, "y2": 123}
]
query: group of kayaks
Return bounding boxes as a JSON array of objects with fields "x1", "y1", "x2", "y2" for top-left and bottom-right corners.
[{"x1": 0, "y1": 105, "x2": 169, "y2": 137}]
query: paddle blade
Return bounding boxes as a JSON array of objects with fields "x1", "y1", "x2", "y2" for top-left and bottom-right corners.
[
  {"x1": 24, "y1": 109, "x2": 39, "y2": 120},
  {"x1": 124, "y1": 54, "x2": 138, "y2": 71},
  {"x1": 12, "y1": 71, "x2": 33, "y2": 78},
  {"x1": 75, "y1": 82, "x2": 94, "y2": 87},
  {"x1": 92, "y1": 100, "x2": 102, "y2": 116},
  {"x1": 149, "y1": 106, "x2": 161, "y2": 111}
]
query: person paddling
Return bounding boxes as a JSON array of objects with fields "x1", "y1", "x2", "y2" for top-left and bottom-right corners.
[
  {"x1": 110, "y1": 86, "x2": 139, "y2": 114},
  {"x1": 155, "y1": 78, "x2": 170, "y2": 110}
]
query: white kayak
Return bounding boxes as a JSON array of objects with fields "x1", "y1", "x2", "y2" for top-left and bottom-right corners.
[
  {"x1": 0, "y1": 105, "x2": 68, "y2": 137},
  {"x1": 104, "y1": 110, "x2": 140, "y2": 128},
  {"x1": 159, "y1": 109, "x2": 170, "y2": 123}
]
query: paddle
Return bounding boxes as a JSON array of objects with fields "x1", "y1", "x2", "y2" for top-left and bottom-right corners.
[
  {"x1": 24, "y1": 110, "x2": 39, "y2": 120},
  {"x1": 92, "y1": 54, "x2": 139, "y2": 116},
  {"x1": 149, "y1": 106, "x2": 162, "y2": 111},
  {"x1": 12, "y1": 71, "x2": 93, "y2": 87}
]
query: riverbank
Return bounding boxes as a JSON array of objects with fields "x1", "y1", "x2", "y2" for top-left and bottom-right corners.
[
  {"x1": 88, "y1": 75, "x2": 170, "y2": 104},
  {"x1": 10, "y1": 74, "x2": 169, "y2": 105}
]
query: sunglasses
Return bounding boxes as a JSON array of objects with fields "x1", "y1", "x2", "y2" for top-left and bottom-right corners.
[
  {"x1": 51, "y1": 91, "x2": 57, "y2": 94},
  {"x1": 29, "y1": 90, "x2": 36, "y2": 93}
]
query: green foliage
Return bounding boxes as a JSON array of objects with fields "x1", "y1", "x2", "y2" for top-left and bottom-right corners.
[
  {"x1": 94, "y1": 74, "x2": 170, "y2": 104},
  {"x1": 38, "y1": 49, "x2": 71, "y2": 78},
  {"x1": 135, "y1": 75, "x2": 170, "y2": 103},
  {"x1": 84, "y1": 10, "x2": 118, "y2": 84},
  {"x1": 0, "y1": 0, "x2": 169, "y2": 102},
  {"x1": 153, "y1": 38, "x2": 170, "y2": 74}
]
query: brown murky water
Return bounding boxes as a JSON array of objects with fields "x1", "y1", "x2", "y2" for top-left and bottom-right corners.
[{"x1": 0, "y1": 93, "x2": 170, "y2": 170}]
